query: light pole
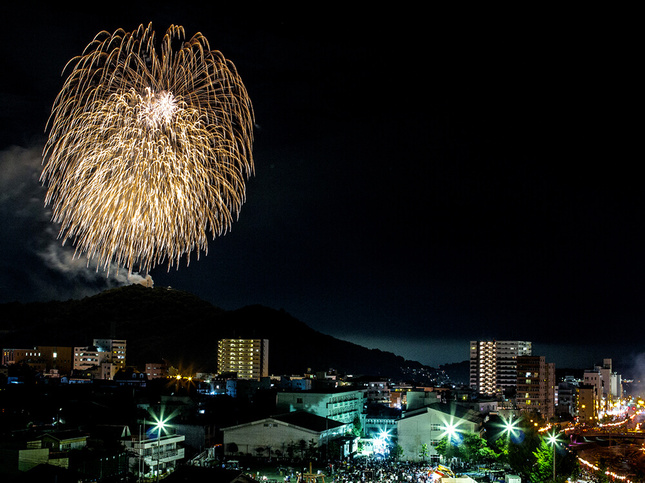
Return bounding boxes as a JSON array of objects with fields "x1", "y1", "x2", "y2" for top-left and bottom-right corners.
[
  {"x1": 154, "y1": 419, "x2": 166, "y2": 482},
  {"x1": 442, "y1": 419, "x2": 461, "y2": 466},
  {"x1": 501, "y1": 415, "x2": 520, "y2": 440},
  {"x1": 148, "y1": 407, "x2": 175, "y2": 482},
  {"x1": 547, "y1": 431, "x2": 559, "y2": 481}
]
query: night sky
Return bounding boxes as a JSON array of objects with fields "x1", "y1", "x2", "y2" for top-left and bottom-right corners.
[{"x1": 0, "y1": 4, "x2": 641, "y2": 370}]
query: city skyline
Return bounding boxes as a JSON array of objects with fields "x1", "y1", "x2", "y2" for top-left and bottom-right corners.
[{"x1": 0, "y1": 5, "x2": 641, "y2": 370}]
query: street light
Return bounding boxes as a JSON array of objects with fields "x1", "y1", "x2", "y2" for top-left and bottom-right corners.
[
  {"x1": 154, "y1": 419, "x2": 166, "y2": 482},
  {"x1": 501, "y1": 415, "x2": 520, "y2": 440},
  {"x1": 546, "y1": 431, "x2": 559, "y2": 481},
  {"x1": 440, "y1": 418, "x2": 463, "y2": 466},
  {"x1": 149, "y1": 409, "x2": 174, "y2": 482}
]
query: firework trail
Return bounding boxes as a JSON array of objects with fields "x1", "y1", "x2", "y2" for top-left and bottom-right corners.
[{"x1": 41, "y1": 23, "x2": 254, "y2": 274}]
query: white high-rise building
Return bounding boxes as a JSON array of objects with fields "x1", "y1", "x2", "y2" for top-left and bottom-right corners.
[
  {"x1": 470, "y1": 340, "x2": 532, "y2": 395},
  {"x1": 470, "y1": 341, "x2": 497, "y2": 395}
]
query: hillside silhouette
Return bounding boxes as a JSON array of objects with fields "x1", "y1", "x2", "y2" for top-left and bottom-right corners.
[{"x1": 0, "y1": 285, "x2": 436, "y2": 380}]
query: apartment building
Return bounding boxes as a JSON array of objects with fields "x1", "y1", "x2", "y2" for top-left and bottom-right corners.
[
  {"x1": 584, "y1": 358, "x2": 623, "y2": 411},
  {"x1": 516, "y1": 355, "x2": 556, "y2": 420},
  {"x1": 217, "y1": 339, "x2": 269, "y2": 380},
  {"x1": 470, "y1": 340, "x2": 532, "y2": 396},
  {"x1": 578, "y1": 384, "x2": 598, "y2": 424},
  {"x1": 93, "y1": 339, "x2": 127, "y2": 370}
]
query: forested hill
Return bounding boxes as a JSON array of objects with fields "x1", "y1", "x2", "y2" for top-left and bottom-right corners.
[{"x1": 0, "y1": 285, "x2": 437, "y2": 381}]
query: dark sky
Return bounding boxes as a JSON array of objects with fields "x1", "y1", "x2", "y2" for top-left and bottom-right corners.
[{"x1": 0, "y1": 4, "x2": 641, "y2": 369}]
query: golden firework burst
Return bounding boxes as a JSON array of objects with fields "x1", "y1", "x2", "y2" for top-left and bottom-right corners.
[{"x1": 41, "y1": 23, "x2": 254, "y2": 274}]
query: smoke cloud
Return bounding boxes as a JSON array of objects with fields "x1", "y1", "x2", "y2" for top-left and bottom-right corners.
[{"x1": 0, "y1": 144, "x2": 151, "y2": 304}]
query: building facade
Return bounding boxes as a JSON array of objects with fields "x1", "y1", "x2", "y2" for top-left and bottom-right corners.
[
  {"x1": 397, "y1": 403, "x2": 484, "y2": 463},
  {"x1": 222, "y1": 412, "x2": 349, "y2": 458},
  {"x1": 584, "y1": 358, "x2": 623, "y2": 412},
  {"x1": 516, "y1": 355, "x2": 556, "y2": 420},
  {"x1": 276, "y1": 389, "x2": 365, "y2": 425},
  {"x1": 578, "y1": 384, "x2": 598, "y2": 424},
  {"x1": 496, "y1": 341, "x2": 532, "y2": 393},
  {"x1": 93, "y1": 339, "x2": 127, "y2": 370},
  {"x1": 469, "y1": 340, "x2": 532, "y2": 396},
  {"x1": 124, "y1": 431, "x2": 185, "y2": 480},
  {"x1": 217, "y1": 339, "x2": 269, "y2": 380}
]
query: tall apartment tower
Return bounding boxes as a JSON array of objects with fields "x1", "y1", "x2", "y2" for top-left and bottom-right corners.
[
  {"x1": 470, "y1": 340, "x2": 532, "y2": 396},
  {"x1": 496, "y1": 340, "x2": 532, "y2": 393},
  {"x1": 217, "y1": 339, "x2": 269, "y2": 380},
  {"x1": 516, "y1": 355, "x2": 556, "y2": 420},
  {"x1": 470, "y1": 341, "x2": 497, "y2": 395}
]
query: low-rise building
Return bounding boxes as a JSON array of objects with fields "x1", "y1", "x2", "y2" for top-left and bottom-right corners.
[
  {"x1": 276, "y1": 388, "x2": 365, "y2": 426},
  {"x1": 397, "y1": 402, "x2": 484, "y2": 464},
  {"x1": 222, "y1": 411, "x2": 350, "y2": 459},
  {"x1": 123, "y1": 430, "x2": 185, "y2": 480}
]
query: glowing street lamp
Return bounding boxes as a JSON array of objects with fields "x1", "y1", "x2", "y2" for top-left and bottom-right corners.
[
  {"x1": 546, "y1": 431, "x2": 560, "y2": 481},
  {"x1": 444, "y1": 421, "x2": 460, "y2": 443},
  {"x1": 154, "y1": 419, "x2": 166, "y2": 482},
  {"x1": 501, "y1": 414, "x2": 521, "y2": 441},
  {"x1": 149, "y1": 409, "x2": 174, "y2": 482}
]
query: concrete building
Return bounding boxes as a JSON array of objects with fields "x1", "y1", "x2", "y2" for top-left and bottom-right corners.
[
  {"x1": 470, "y1": 341, "x2": 497, "y2": 396},
  {"x1": 73, "y1": 346, "x2": 109, "y2": 373},
  {"x1": 406, "y1": 390, "x2": 442, "y2": 411},
  {"x1": 578, "y1": 384, "x2": 598, "y2": 424},
  {"x1": 2, "y1": 348, "x2": 42, "y2": 366},
  {"x1": 584, "y1": 358, "x2": 623, "y2": 411},
  {"x1": 71, "y1": 340, "x2": 126, "y2": 380},
  {"x1": 124, "y1": 430, "x2": 185, "y2": 480},
  {"x1": 37, "y1": 346, "x2": 73, "y2": 376},
  {"x1": 556, "y1": 376, "x2": 579, "y2": 418},
  {"x1": 363, "y1": 380, "x2": 392, "y2": 406},
  {"x1": 93, "y1": 338, "x2": 127, "y2": 370},
  {"x1": 222, "y1": 411, "x2": 349, "y2": 459},
  {"x1": 397, "y1": 403, "x2": 484, "y2": 464},
  {"x1": 217, "y1": 339, "x2": 269, "y2": 380},
  {"x1": 516, "y1": 356, "x2": 556, "y2": 421},
  {"x1": 496, "y1": 341, "x2": 532, "y2": 393},
  {"x1": 146, "y1": 360, "x2": 169, "y2": 380},
  {"x1": 469, "y1": 340, "x2": 532, "y2": 396},
  {"x1": 276, "y1": 389, "x2": 365, "y2": 425}
]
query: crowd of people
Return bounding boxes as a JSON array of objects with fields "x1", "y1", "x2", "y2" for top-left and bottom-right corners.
[{"x1": 295, "y1": 460, "x2": 466, "y2": 483}]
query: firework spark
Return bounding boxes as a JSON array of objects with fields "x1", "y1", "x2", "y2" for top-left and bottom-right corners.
[{"x1": 41, "y1": 23, "x2": 254, "y2": 274}]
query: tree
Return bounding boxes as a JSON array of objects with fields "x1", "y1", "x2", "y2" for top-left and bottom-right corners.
[
  {"x1": 420, "y1": 443, "x2": 429, "y2": 462},
  {"x1": 435, "y1": 436, "x2": 459, "y2": 462},
  {"x1": 227, "y1": 442, "x2": 239, "y2": 455},
  {"x1": 351, "y1": 415, "x2": 363, "y2": 437},
  {"x1": 529, "y1": 439, "x2": 554, "y2": 483},
  {"x1": 306, "y1": 439, "x2": 317, "y2": 461},
  {"x1": 460, "y1": 433, "x2": 487, "y2": 464},
  {"x1": 391, "y1": 444, "x2": 404, "y2": 461},
  {"x1": 298, "y1": 439, "x2": 307, "y2": 459},
  {"x1": 286, "y1": 441, "x2": 296, "y2": 460},
  {"x1": 506, "y1": 424, "x2": 541, "y2": 480}
]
